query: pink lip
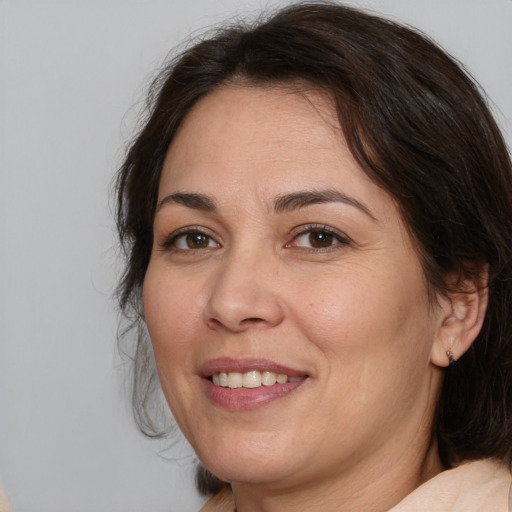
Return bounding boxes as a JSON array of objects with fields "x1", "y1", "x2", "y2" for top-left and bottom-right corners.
[{"x1": 199, "y1": 357, "x2": 309, "y2": 411}]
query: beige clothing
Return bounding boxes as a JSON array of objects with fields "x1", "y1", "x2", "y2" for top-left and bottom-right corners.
[
  {"x1": 389, "y1": 459, "x2": 511, "y2": 512},
  {"x1": 199, "y1": 459, "x2": 512, "y2": 512},
  {"x1": 0, "y1": 483, "x2": 12, "y2": 512},
  {"x1": 199, "y1": 486, "x2": 234, "y2": 512}
]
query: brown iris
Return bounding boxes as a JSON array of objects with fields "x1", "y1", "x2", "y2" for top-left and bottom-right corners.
[
  {"x1": 186, "y1": 233, "x2": 210, "y2": 248},
  {"x1": 308, "y1": 230, "x2": 334, "y2": 248}
]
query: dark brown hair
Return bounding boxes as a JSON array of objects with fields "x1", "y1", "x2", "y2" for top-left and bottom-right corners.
[{"x1": 116, "y1": 1, "x2": 512, "y2": 493}]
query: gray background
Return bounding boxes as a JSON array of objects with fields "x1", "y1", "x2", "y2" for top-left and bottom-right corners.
[{"x1": 0, "y1": 0, "x2": 510, "y2": 511}]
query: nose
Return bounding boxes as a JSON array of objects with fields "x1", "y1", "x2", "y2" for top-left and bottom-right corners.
[{"x1": 203, "y1": 248, "x2": 285, "y2": 333}]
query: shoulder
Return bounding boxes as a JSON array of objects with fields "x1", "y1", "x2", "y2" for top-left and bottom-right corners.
[{"x1": 390, "y1": 459, "x2": 512, "y2": 512}]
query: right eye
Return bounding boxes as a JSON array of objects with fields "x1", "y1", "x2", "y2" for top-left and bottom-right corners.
[{"x1": 162, "y1": 229, "x2": 220, "y2": 251}]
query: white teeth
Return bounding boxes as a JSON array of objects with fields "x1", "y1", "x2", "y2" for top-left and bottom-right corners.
[
  {"x1": 211, "y1": 370, "x2": 303, "y2": 389},
  {"x1": 242, "y1": 371, "x2": 261, "y2": 388},
  {"x1": 227, "y1": 372, "x2": 242, "y2": 389},
  {"x1": 261, "y1": 371, "x2": 277, "y2": 386}
]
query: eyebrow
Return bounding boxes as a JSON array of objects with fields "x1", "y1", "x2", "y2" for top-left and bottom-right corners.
[
  {"x1": 273, "y1": 189, "x2": 376, "y2": 220},
  {"x1": 156, "y1": 189, "x2": 376, "y2": 220},
  {"x1": 156, "y1": 192, "x2": 217, "y2": 213}
]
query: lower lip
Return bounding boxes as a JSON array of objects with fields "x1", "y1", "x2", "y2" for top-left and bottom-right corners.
[{"x1": 202, "y1": 378, "x2": 307, "y2": 411}]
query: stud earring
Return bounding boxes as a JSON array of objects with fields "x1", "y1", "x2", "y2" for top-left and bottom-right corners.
[{"x1": 446, "y1": 350, "x2": 456, "y2": 366}]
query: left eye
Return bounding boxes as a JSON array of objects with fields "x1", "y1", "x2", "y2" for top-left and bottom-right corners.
[
  {"x1": 172, "y1": 232, "x2": 218, "y2": 250},
  {"x1": 290, "y1": 228, "x2": 349, "y2": 249}
]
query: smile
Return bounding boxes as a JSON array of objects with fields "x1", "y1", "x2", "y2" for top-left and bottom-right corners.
[
  {"x1": 211, "y1": 370, "x2": 305, "y2": 389},
  {"x1": 201, "y1": 358, "x2": 309, "y2": 410}
]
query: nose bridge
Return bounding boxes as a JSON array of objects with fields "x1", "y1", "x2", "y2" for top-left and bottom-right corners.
[{"x1": 204, "y1": 241, "x2": 284, "y2": 332}]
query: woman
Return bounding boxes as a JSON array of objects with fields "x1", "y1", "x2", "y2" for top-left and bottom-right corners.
[{"x1": 116, "y1": 3, "x2": 512, "y2": 510}]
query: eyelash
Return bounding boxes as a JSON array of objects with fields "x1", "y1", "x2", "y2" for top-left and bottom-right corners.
[
  {"x1": 286, "y1": 224, "x2": 350, "y2": 251},
  {"x1": 160, "y1": 227, "x2": 219, "y2": 252},
  {"x1": 159, "y1": 224, "x2": 350, "y2": 253}
]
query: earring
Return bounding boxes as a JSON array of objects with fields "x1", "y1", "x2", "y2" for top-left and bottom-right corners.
[{"x1": 446, "y1": 350, "x2": 456, "y2": 366}]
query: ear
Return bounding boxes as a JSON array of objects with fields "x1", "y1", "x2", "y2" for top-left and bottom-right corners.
[{"x1": 430, "y1": 267, "x2": 489, "y2": 368}]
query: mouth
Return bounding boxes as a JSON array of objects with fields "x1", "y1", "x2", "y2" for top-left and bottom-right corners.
[
  {"x1": 200, "y1": 358, "x2": 309, "y2": 410},
  {"x1": 210, "y1": 370, "x2": 305, "y2": 389}
]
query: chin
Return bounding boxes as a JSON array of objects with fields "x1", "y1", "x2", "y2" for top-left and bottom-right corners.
[
  {"x1": 203, "y1": 458, "x2": 298, "y2": 487},
  {"x1": 194, "y1": 432, "x2": 308, "y2": 486}
]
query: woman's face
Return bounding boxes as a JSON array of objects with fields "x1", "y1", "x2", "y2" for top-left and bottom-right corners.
[{"x1": 143, "y1": 85, "x2": 446, "y2": 490}]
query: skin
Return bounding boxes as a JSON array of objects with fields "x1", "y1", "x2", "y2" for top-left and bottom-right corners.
[{"x1": 143, "y1": 85, "x2": 485, "y2": 511}]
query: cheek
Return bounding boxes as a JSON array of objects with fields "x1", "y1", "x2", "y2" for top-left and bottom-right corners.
[
  {"x1": 292, "y1": 264, "x2": 434, "y2": 369},
  {"x1": 143, "y1": 267, "x2": 204, "y2": 365},
  {"x1": 142, "y1": 266, "x2": 207, "y2": 431},
  {"x1": 294, "y1": 270, "x2": 438, "y2": 437}
]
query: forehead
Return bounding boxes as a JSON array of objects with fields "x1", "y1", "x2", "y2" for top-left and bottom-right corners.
[
  {"x1": 172, "y1": 83, "x2": 341, "y2": 145},
  {"x1": 159, "y1": 85, "x2": 372, "y2": 197}
]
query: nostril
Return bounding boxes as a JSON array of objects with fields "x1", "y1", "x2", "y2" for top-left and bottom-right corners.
[
  {"x1": 206, "y1": 316, "x2": 268, "y2": 332},
  {"x1": 206, "y1": 318, "x2": 222, "y2": 330},
  {"x1": 239, "y1": 317, "x2": 269, "y2": 329},
  {"x1": 242, "y1": 317, "x2": 265, "y2": 324}
]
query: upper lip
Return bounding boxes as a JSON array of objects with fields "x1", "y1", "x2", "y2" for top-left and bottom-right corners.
[{"x1": 199, "y1": 357, "x2": 308, "y2": 378}]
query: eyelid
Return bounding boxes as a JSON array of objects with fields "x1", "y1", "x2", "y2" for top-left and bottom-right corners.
[
  {"x1": 159, "y1": 226, "x2": 221, "y2": 251},
  {"x1": 285, "y1": 224, "x2": 351, "y2": 249}
]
